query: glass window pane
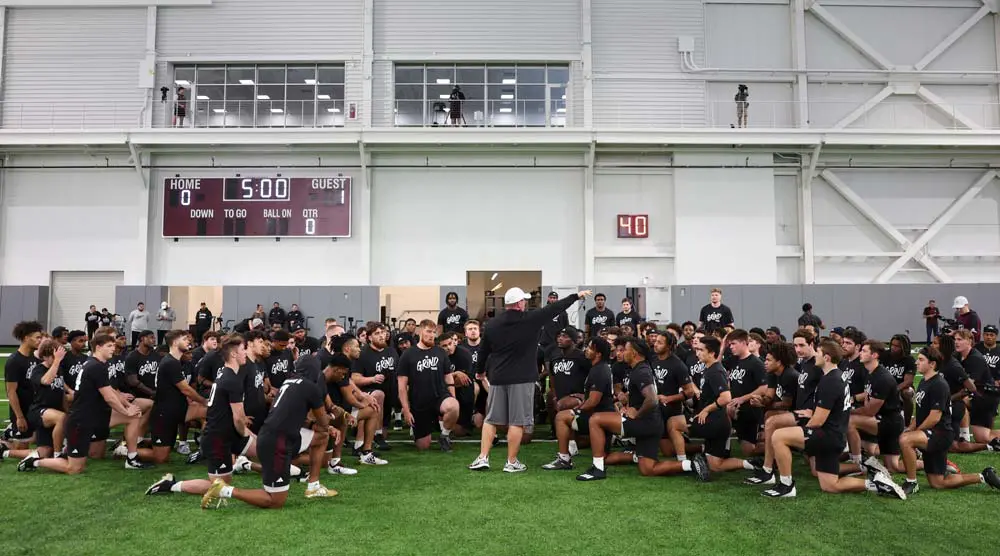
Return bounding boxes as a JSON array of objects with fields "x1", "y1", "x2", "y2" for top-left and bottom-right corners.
[
  {"x1": 394, "y1": 84, "x2": 423, "y2": 100},
  {"x1": 517, "y1": 84, "x2": 545, "y2": 101},
  {"x1": 287, "y1": 66, "x2": 317, "y2": 85},
  {"x1": 394, "y1": 65, "x2": 423, "y2": 84},
  {"x1": 517, "y1": 66, "x2": 545, "y2": 84},
  {"x1": 547, "y1": 66, "x2": 569, "y2": 85},
  {"x1": 193, "y1": 85, "x2": 224, "y2": 127},
  {"x1": 256, "y1": 84, "x2": 286, "y2": 101},
  {"x1": 317, "y1": 84, "x2": 344, "y2": 101},
  {"x1": 318, "y1": 66, "x2": 345, "y2": 84},
  {"x1": 487, "y1": 66, "x2": 517, "y2": 84},
  {"x1": 395, "y1": 99, "x2": 423, "y2": 126},
  {"x1": 427, "y1": 66, "x2": 456, "y2": 85},
  {"x1": 457, "y1": 66, "x2": 484, "y2": 85},
  {"x1": 489, "y1": 99, "x2": 516, "y2": 127},
  {"x1": 286, "y1": 83, "x2": 313, "y2": 123},
  {"x1": 174, "y1": 66, "x2": 196, "y2": 85},
  {"x1": 521, "y1": 100, "x2": 546, "y2": 126},
  {"x1": 226, "y1": 67, "x2": 256, "y2": 85},
  {"x1": 427, "y1": 84, "x2": 453, "y2": 102},
  {"x1": 318, "y1": 99, "x2": 344, "y2": 127},
  {"x1": 197, "y1": 67, "x2": 225, "y2": 85},
  {"x1": 257, "y1": 65, "x2": 285, "y2": 84}
]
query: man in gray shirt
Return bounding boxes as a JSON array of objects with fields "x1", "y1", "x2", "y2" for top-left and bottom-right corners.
[
  {"x1": 156, "y1": 301, "x2": 176, "y2": 345},
  {"x1": 127, "y1": 302, "x2": 152, "y2": 347}
]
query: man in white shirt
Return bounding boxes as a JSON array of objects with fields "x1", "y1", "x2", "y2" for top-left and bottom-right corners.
[{"x1": 127, "y1": 302, "x2": 152, "y2": 348}]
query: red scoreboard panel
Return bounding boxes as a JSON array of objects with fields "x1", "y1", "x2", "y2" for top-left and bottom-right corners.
[
  {"x1": 617, "y1": 214, "x2": 649, "y2": 239},
  {"x1": 162, "y1": 176, "x2": 351, "y2": 238}
]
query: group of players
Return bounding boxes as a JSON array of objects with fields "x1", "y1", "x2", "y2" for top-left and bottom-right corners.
[{"x1": 4, "y1": 290, "x2": 1000, "y2": 508}]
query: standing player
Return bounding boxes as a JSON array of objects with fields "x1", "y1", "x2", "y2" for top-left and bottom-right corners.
[
  {"x1": 615, "y1": 298, "x2": 643, "y2": 329},
  {"x1": 765, "y1": 340, "x2": 903, "y2": 499},
  {"x1": 4, "y1": 321, "x2": 43, "y2": 453},
  {"x1": 398, "y1": 321, "x2": 459, "y2": 452},
  {"x1": 538, "y1": 291, "x2": 570, "y2": 351},
  {"x1": 140, "y1": 330, "x2": 208, "y2": 464},
  {"x1": 353, "y1": 322, "x2": 395, "y2": 451},
  {"x1": 724, "y1": 330, "x2": 768, "y2": 457},
  {"x1": 584, "y1": 293, "x2": 615, "y2": 338},
  {"x1": 698, "y1": 288, "x2": 734, "y2": 333},
  {"x1": 438, "y1": 291, "x2": 469, "y2": 334},
  {"x1": 194, "y1": 302, "x2": 213, "y2": 342}
]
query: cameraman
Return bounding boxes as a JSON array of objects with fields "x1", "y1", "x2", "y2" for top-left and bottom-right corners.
[
  {"x1": 448, "y1": 85, "x2": 465, "y2": 126},
  {"x1": 735, "y1": 84, "x2": 749, "y2": 128}
]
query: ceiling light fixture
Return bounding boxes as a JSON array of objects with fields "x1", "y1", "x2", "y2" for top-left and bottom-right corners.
[
  {"x1": 490, "y1": 272, "x2": 499, "y2": 280},
  {"x1": 327, "y1": 108, "x2": 341, "y2": 113},
  {"x1": 175, "y1": 80, "x2": 190, "y2": 86},
  {"x1": 502, "y1": 78, "x2": 516, "y2": 84},
  {"x1": 562, "y1": 94, "x2": 566, "y2": 100},
  {"x1": 556, "y1": 108, "x2": 566, "y2": 113},
  {"x1": 439, "y1": 94, "x2": 450, "y2": 99},
  {"x1": 212, "y1": 108, "x2": 225, "y2": 114},
  {"x1": 490, "y1": 282, "x2": 504, "y2": 292},
  {"x1": 304, "y1": 79, "x2": 317, "y2": 85},
  {"x1": 317, "y1": 94, "x2": 331, "y2": 100},
  {"x1": 196, "y1": 95, "x2": 210, "y2": 100},
  {"x1": 500, "y1": 94, "x2": 514, "y2": 100},
  {"x1": 436, "y1": 78, "x2": 451, "y2": 84},
  {"x1": 270, "y1": 108, "x2": 284, "y2": 114},
  {"x1": 239, "y1": 79, "x2": 254, "y2": 85},
  {"x1": 499, "y1": 108, "x2": 512, "y2": 113},
  {"x1": 256, "y1": 95, "x2": 270, "y2": 100}
]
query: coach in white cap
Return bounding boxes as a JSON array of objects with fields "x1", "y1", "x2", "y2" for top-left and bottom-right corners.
[{"x1": 467, "y1": 287, "x2": 591, "y2": 473}]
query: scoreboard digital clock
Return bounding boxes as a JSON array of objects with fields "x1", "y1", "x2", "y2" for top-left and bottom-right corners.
[
  {"x1": 162, "y1": 176, "x2": 351, "y2": 238},
  {"x1": 617, "y1": 214, "x2": 649, "y2": 239}
]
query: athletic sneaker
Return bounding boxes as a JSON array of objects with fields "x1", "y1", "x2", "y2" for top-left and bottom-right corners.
[
  {"x1": 201, "y1": 478, "x2": 227, "y2": 510},
  {"x1": 125, "y1": 456, "x2": 154, "y2": 470},
  {"x1": 359, "y1": 451, "x2": 389, "y2": 466},
  {"x1": 762, "y1": 481, "x2": 796, "y2": 498},
  {"x1": 872, "y1": 472, "x2": 906, "y2": 500},
  {"x1": 946, "y1": 460, "x2": 961, "y2": 475},
  {"x1": 542, "y1": 456, "x2": 573, "y2": 470},
  {"x1": 989, "y1": 438, "x2": 1000, "y2": 452},
  {"x1": 16, "y1": 453, "x2": 39, "y2": 472},
  {"x1": 902, "y1": 480, "x2": 919, "y2": 496},
  {"x1": 575, "y1": 465, "x2": 606, "y2": 481},
  {"x1": 392, "y1": 414, "x2": 402, "y2": 431},
  {"x1": 305, "y1": 483, "x2": 338, "y2": 498},
  {"x1": 374, "y1": 434, "x2": 392, "y2": 451},
  {"x1": 746, "y1": 456, "x2": 764, "y2": 469},
  {"x1": 439, "y1": 435, "x2": 453, "y2": 453},
  {"x1": 113, "y1": 441, "x2": 128, "y2": 459},
  {"x1": 863, "y1": 456, "x2": 892, "y2": 478},
  {"x1": 503, "y1": 460, "x2": 527, "y2": 473},
  {"x1": 468, "y1": 455, "x2": 490, "y2": 471},
  {"x1": 145, "y1": 473, "x2": 176, "y2": 495},
  {"x1": 186, "y1": 450, "x2": 203, "y2": 464},
  {"x1": 327, "y1": 462, "x2": 358, "y2": 475},
  {"x1": 982, "y1": 467, "x2": 1000, "y2": 490},
  {"x1": 234, "y1": 455, "x2": 253, "y2": 474},
  {"x1": 175, "y1": 441, "x2": 191, "y2": 455},
  {"x1": 691, "y1": 455, "x2": 711, "y2": 482},
  {"x1": 744, "y1": 469, "x2": 776, "y2": 485}
]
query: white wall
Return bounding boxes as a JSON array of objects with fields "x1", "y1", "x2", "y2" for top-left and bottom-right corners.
[
  {"x1": 370, "y1": 155, "x2": 585, "y2": 285},
  {"x1": 147, "y1": 152, "x2": 366, "y2": 285},
  {"x1": 0, "y1": 155, "x2": 147, "y2": 285}
]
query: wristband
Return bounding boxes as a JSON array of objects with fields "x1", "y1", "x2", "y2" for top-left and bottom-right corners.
[{"x1": 714, "y1": 400, "x2": 722, "y2": 410}]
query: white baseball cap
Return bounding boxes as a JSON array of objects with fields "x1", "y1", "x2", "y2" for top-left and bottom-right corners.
[
  {"x1": 161, "y1": 301, "x2": 168, "y2": 309},
  {"x1": 953, "y1": 296, "x2": 969, "y2": 309},
  {"x1": 503, "y1": 287, "x2": 532, "y2": 305}
]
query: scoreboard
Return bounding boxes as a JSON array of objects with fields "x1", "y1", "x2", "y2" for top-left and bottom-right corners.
[{"x1": 162, "y1": 176, "x2": 351, "y2": 238}]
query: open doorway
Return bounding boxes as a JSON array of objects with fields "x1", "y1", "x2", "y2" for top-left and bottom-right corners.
[{"x1": 466, "y1": 270, "x2": 542, "y2": 320}]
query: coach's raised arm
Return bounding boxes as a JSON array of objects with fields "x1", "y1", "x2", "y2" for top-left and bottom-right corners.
[{"x1": 469, "y1": 288, "x2": 592, "y2": 473}]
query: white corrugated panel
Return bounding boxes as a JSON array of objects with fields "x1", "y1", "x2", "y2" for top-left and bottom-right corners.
[
  {"x1": 374, "y1": 0, "x2": 580, "y2": 58},
  {"x1": 371, "y1": 61, "x2": 394, "y2": 127},
  {"x1": 2, "y1": 8, "x2": 146, "y2": 129},
  {"x1": 593, "y1": 79, "x2": 706, "y2": 127},
  {"x1": 592, "y1": 0, "x2": 703, "y2": 73},
  {"x1": 50, "y1": 271, "x2": 125, "y2": 332},
  {"x1": 157, "y1": 0, "x2": 363, "y2": 58}
]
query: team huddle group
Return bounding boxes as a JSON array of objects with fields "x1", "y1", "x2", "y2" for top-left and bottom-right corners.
[{"x1": 3, "y1": 289, "x2": 1000, "y2": 510}]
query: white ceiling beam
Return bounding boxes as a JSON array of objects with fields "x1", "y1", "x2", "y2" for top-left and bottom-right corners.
[
  {"x1": 808, "y1": 2, "x2": 894, "y2": 70},
  {"x1": 791, "y1": 0, "x2": 810, "y2": 128},
  {"x1": 832, "y1": 85, "x2": 893, "y2": 128},
  {"x1": 875, "y1": 170, "x2": 996, "y2": 283},
  {"x1": 916, "y1": 86, "x2": 983, "y2": 130},
  {"x1": 914, "y1": 4, "x2": 992, "y2": 71},
  {"x1": 802, "y1": 142, "x2": 822, "y2": 283}
]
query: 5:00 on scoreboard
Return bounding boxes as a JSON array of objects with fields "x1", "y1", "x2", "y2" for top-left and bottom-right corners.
[{"x1": 161, "y1": 176, "x2": 352, "y2": 238}]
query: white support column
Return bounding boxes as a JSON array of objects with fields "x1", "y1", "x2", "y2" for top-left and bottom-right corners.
[
  {"x1": 583, "y1": 141, "x2": 595, "y2": 283},
  {"x1": 142, "y1": 7, "x2": 157, "y2": 128},
  {"x1": 361, "y1": 0, "x2": 374, "y2": 128},
  {"x1": 916, "y1": 86, "x2": 983, "y2": 130},
  {"x1": 801, "y1": 143, "x2": 821, "y2": 283},
  {"x1": 136, "y1": 150, "x2": 150, "y2": 284},
  {"x1": 808, "y1": 2, "x2": 893, "y2": 70},
  {"x1": 833, "y1": 85, "x2": 893, "y2": 129},
  {"x1": 0, "y1": 8, "x2": 6, "y2": 102},
  {"x1": 359, "y1": 141, "x2": 372, "y2": 283},
  {"x1": 875, "y1": 171, "x2": 996, "y2": 283},
  {"x1": 581, "y1": 0, "x2": 593, "y2": 128},
  {"x1": 915, "y1": 4, "x2": 991, "y2": 71},
  {"x1": 791, "y1": 0, "x2": 809, "y2": 127}
]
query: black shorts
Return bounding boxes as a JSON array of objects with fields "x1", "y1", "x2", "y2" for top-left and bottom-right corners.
[
  {"x1": 622, "y1": 416, "x2": 663, "y2": 460},
  {"x1": 203, "y1": 433, "x2": 251, "y2": 476},
  {"x1": 734, "y1": 407, "x2": 763, "y2": 445},
  {"x1": 950, "y1": 400, "x2": 966, "y2": 429},
  {"x1": 412, "y1": 399, "x2": 446, "y2": 440},
  {"x1": 257, "y1": 428, "x2": 297, "y2": 493},
  {"x1": 923, "y1": 427, "x2": 955, "y2": 476},
  {"x1": 456, "y1": 385, "x2": 475, "y2": 430},
  {"x1": 876, "y1": 415, "x2": 904, "y2": 456},
  {"x1": 27, "y1": 407, "x2": 56, "y2": 448},
  {"x1": 8, "y1": 402, "x2": 35, "y2": 440},
  {"x1": 90, "y1": 410, "x2": 111, "y2": 443},
  {"x1": 151, "y1": 411, "x2": 184, "y2": 448},
  {"x1": 475, "y1": 383, "x2": 488, "y2": 415},
  {"x1": 248, "y1": 409, "x2": 268, "y2": 436},
  {"x1": 688, "y1": 416, "x2": 731, "y2": 458},
  {"x1": 803, "y1": 427, "x2": 845, "y2": 475},
  {"x1": 660, "y1": 403, "x2": 684, "y2": 421},
  {"x1": 969, "y1": 396, "x2": 1000, "y2": 428},
  {"x1": 64, "y1": 418, "x2": 94, "y2": 459}
]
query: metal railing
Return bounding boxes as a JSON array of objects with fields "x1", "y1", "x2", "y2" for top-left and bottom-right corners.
[{"x1": 0, "y1": 98, "x2": 998, "y2": 131}]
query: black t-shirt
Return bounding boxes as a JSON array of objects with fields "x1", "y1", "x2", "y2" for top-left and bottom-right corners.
[
  {"x1": 838, "y1": 357, "x2": 867, "y2": 398},
  {"x1": 883, "y1": 355, "x2": 916, "y2": 385},
  {"x1": 196, "y1": 350, "x2": 224, "y2": 385},
  {"x1": 461, "y1": 341, "x2": 483, "y2": 374},
  {"x1": 85, "y1": 311, "x2": 101, "y2": 330},
  {"x1": 154, "y1": 354, "x2": 189, "y2": 417},
  {"x1": 99, "y1": 313, "x2": 112, "y2": 327},
  {"x1": 675, "y1": 341, "x2": 692, "y2": 363},
  {"x1": 615, "y1": 311, "x2": 643, "y2": 329},
  {"x1": 286, "y1": 310, "x2": 305, "y2": 329},
  {"x1": 813, "y1": 369, "x2": 849, "y2": 437},
  {"x1": 204, "y1": 366, "x2": 244, "y2": 440},
  {"x1": 30, "y1": 362, "x2": 66, "y2": 412},
  {"x1": 190, "y1": 346, "x2": 207, "y2": 368},
  {"x1": 625, "y1": 361, "x2": 659, "y2": 424},
  {"x1": 5, "y1": 351, "x2": 39, "y2": 410},
  {"x1": 961, "y1": 349, "x2": 994, "y2": 393},
  {"x1": 450, "y1": 344, "x2": 475, "y2": 376},
  {"x1": 794, "y1": 359, "x2": 824, "y2": 411},
  {"x1": 241, "y1": 360, "x2": 269, "y2": 419},
  {"x1": 546, "y1": 346, "x2": 590, "y2": 398},
  {"x1": 297, "y1": 335, "x2": 321, "y2": 356},
  {"x1": 651, "y1": 353, "x2": 692, "y2": 414},
  {"x1": 695, "y1": 362, "x2": 730, "y2": 423},
  {"x1": 584, "y1": 308, "x2": 615, "y2": 337},
  {"x1": 974, "y1": 342, "x2": 1000, "y2": 381},
  {"x1": 107, "y1": 354, "x2": 126, "y2": 391},
  {"x1": 264, "y1": 349, "x2": 294, "y2": 389},
  {"x1": 767, "y1": 366, "x2": 800, "y2": 403},
  {"x1": 724, "y1": 354, "x2": 766, "y2": 398},
  {"x1": 699, "y1": 304, "x2": 734, "y2": 332},
  {"x1": 865, "y1": 365, "x2": 902, "y2": 419},
  {"x1": 124, "y1": 349, "x2": 160, "y2": 398},
  {"x1": 261, "y1": 377, "x2": 324, "y2": 436},
  {"x1": 318, "y1": 347, "x2": 334, "y2": 370},
  {"x1": 915, "y1": 373, "x2": 952, "y2": 432},
  {"x1": 398, "y1": 345, "x2": 452, "y2": 410},
  {"x1": 941, "y1": 357, "x2": 968, "y2": 429},
  {"x1": 686, "y1": 352, "x2": 707, "y2": 385},
  {"x1": 538, "y1": 310, "x2": 569, "y2": 347},
  {"x1": 355, "y1": 344, "x2": 398, "y2": 391},
  {"x1": 584, "y1": 361, "x2": 615, "y2": 413},
  {"x1": 195, "y1": 309, "x2": 213, "y2": 330},
  {"x1": 68, "y1": 358, "x2": 111, "y2": 427},
  {"x1": 437, "y1": 307, "x2": 469, "y2": 334},
  {"x1": 611, "y1": 361, "x2": 630, "y2": 389},
  {"x1": 58, "y1": 352, "x2": 88, "y2": 393}
]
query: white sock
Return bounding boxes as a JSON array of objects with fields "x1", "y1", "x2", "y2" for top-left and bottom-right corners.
[
  {"x1": 308, "y1": 481, "x2": 320, "y2": 490},
  {"x1": 779, "y1": 475, "x2": 793, "y2": 486},
  {"x1": 568, "y1": 440, "x2": 579, "y2": 454},
  {"x1": 375, "y1": 429, "x2": 383, "y2": 436},
  {"x1": 180, "y1": 440, "x2": 190, "y2": 445},
  {"x1": 127, "y1": 452, "x2": 138, "y2": 460},
  {"x1": 681, "y1": 460, "x2": 693, "y2": 472},
  {"x1": 170, "y1": 481, "x2": 184, "y2": 492},
  {"x1": 981, "y1": 473, "x2": 987, "y2": 484},
  {"x1": 763, "y1": 465, "x2": 773, "y2": 474},
  {"x1": 960, "y1": 427, "x2": 971, "y2": 442},
  {"x1": 593, "y1": 457, "x2": 605, "y2": 471},
  {"x1": 850, "y1": 454, "x2": 861, "y2": 464},
  {"x1": 329, "y1": 457, "x2": 341, "y2": 467},
  {"x1": 440, "y1": 422, "x2": 451, "y2": 436},
  {"x1": 558, "y1": 452, "x2": 570, "y2": 461},
  {"x1": 354, "y1": 440, "x2": 363, "y2": 449},
  {"x1": 677, "y1": 454, "x2": 687, "y2": 462},
  {"x1": 742, "y1": 460, "x2": 755, "y2": 470},
  {"x1": 220, "y1": 485, "x2": 234, "y2": 498}
]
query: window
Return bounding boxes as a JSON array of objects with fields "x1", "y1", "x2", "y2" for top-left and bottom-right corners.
[
  {"x1": 170, "y1": 63, "x2": 346, "y2": 128},
  {"x1": 393, "y1": 63, "x2": 569, "y2": 127}
]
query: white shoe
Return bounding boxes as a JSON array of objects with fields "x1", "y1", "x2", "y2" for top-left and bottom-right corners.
[
  {"x1": 175, "y1": 442, "x2": 191, "y2": 455},
  {"x1": 359, "y1": 452, "x2": 388, "y2": 466},
  {"x1": 327, "y1": 462, "x2": 358, "y2": 475},
  {"x1": 305, "y1": 483, "x2": 338, "y2": 498},
  {"x1": 468, "y1": 456, "x2": 490, "y2": 471},
  {"x1": 289, "y1": 464, "x2": 302, "y2": 477},
  {"x1": 234, "y1": 455, "x2": 253, "y2": 474},
  {"x1": 568, "y1": 440, "x2": 579, "y2": 457},
  {"x1": 503, "y1": 460, "x2": 527, "y2": 473},
  {"x1": 863, "y1": 455, "x2": 891, "y2": 478},
  {"x1": 872, "y1": 471, "x2": 906, "y2": 500},
  {"x1": 113, "y1": 441, "x2": 128, "y2": 458}
]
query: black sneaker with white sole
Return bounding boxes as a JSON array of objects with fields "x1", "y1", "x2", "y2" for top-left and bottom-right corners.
[
  {"x1": 762, "y1": 481, "x2": 796, "y2": 498},
  {"x1": 746, "y1": 456, "x2": 764, "y2": 469},
  {"x1": 0, "y1": 443, "x2": 8, "y2": 461},
  {"x1": 576, "y1": 465, "x2": 606, "y2": 481},
  {"x1": 541, "y1": 457, "x2": 573, "y2": 470},
  {"x1": 872, "y1": 472, "x2": 906, "y2": 500},
  {"x1": 902, "y1": 480, "x2": 919, "y2": 496},
  {"x1": 982, "y1": 467, "x2": 1000, "y2": 490},
  {"x1": 439, "y1": 435, "x2": 453, "y2": 453},
  {"x1": 989, "y1": 438, "x2": 1000, "y2": 452},
  {"x1": 126, "y1": 456, "x2": 154, "y2": 470},
  {"x1": 186, "y1": 450, "x2": 203, "y2": 464},
  {"x1": 744, "y1": 469, "x2": 776, "y2": 485},
  {"x1": 691, "y1": 456, "x2": 710, "y2": 482},
  {"x1": 145, "y1": 473, "x2": 176, "y2": 495},
  {"x1": 374, "y1": 434, "x2": 392, "y2": 452},
  {"x1": 17, "y1": 454, "x2": 39, "y2": 472}
]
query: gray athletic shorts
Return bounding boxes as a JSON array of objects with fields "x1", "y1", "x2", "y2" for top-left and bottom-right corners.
[{"x1": 485, "y1": 383, "x2": 535, "y2": 431}]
